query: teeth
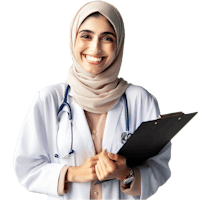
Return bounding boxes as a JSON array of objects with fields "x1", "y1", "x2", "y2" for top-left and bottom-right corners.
[{"x1": 85, "y1": 55, "x2": 103, "y2": 62}]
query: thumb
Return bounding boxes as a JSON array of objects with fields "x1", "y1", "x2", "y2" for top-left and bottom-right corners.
[{"x1": 108, "y1": 152, "x2": 122, "y2": 161}]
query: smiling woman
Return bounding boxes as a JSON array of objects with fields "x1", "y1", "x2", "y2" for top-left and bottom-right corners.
[
  {"x1": 67, "y1": 2, "x2": 130, "y2": 114},
  {"x1": 14, "y1": 1, "x2": 172, "y2": 200},
  {"x1": 74, "y1": 12, "x2": 117, "y2": 75}
]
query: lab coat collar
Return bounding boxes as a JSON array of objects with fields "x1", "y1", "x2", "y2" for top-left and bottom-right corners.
[
  {"x1": 68, "y1": 85, "x2": 73, "y2": 96},
  {"x1": 102, "y1": 99, "x2": 123, "y2": 154},
  {"x1": 70, "y1": 100, "x2": 95, "y2": 157}
]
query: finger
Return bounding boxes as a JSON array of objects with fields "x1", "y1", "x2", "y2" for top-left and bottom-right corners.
[
  {"x1": 98, "y1": 149, "x2": 108, "y2": 157},
  {"x1": 108, "y1": 152, "x2": 119, "y2": 160},
  {"x1": 101, "y1": 152, "x2": 116, "y2": 169},
  {"x1": 99, "y1": 155, "x2": 107, "y2": 172},
  {"x1": 92, "y1": 157, "x2": 100, "y2": 162},
  {"x1": 108, "y1": 153, "x2": 126, "y2": 165},
  {"x1": 97, "y1": 158, "x2": 104, "y2": 178},
  {"x1": 90, "y1": 161, "x2": 99, "y2": 168},
  {"x1": 96, "y1": 161, "x2": 104, "y2": 181},
  {"x1": 97, "y1": 149, "x2": 106, "y2": 155},
  {"x1": 93, "y1": 154, "x2": 101, "y2": 159},
  {"x1": 90, "y1": 154, "x2": 101, "y2": 162},
  {"x1": 95, "y1": 164, "x2": 100, "y2": 180}
]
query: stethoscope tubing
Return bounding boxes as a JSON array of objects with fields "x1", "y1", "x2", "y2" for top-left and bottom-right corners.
[
  {"x1": 123, "y1": 92, "x2": 129, "y2": 132},
  {"x1": 57, "y1": 84, "x2": 72, "y2": 120},
  {"x1": 55, "y1": 84, "x2": 131, "y2": 159}
]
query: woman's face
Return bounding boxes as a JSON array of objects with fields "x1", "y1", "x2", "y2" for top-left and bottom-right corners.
[{"x1": 74, "y1": 15, "x2": 117, "y2": 75}]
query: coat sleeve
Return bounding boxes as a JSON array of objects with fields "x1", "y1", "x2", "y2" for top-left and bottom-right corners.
[
  {"x1": 57, "y1": 165, "x2": 71, "y2": 195},
  {"x1": 136, "y1": 90, "x2": 171, "y2": 199},
  {"x1": 138, "y1": 141, "x2": 171, "y2": 199},
  {"x1": 138, "y1": 91, "x2": 172, "y2": 200},
  {"x1": 14, "y1": 91, "x2": 66, "y2": 196},
  {"x1": 120, "y1": 142, "x2": 171, "y2": 199},
  {"x1": 121, "y1": 86, "x2": 171, "y2": 199}
]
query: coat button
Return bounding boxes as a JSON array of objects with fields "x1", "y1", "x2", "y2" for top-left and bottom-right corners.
[
  {"x1": 94, "y1": 191, "x2": 99, "y2": 196},
  {"x1": 93, "y1": 130, "x2": 97, "y2": 134}
]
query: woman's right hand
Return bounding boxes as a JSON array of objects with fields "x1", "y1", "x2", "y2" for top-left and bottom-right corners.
[{"x1": 67, "y1": 152, "x2": 107, "y2": 183}]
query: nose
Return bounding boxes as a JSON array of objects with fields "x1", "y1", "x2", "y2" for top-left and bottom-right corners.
[{"x1": 90, "y1": 38, "x2": 102, "y2": 54}]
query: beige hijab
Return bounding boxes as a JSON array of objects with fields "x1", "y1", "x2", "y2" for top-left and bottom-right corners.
[{"x1": 67, "y1": 0, "x2": 131, "y2": 114}]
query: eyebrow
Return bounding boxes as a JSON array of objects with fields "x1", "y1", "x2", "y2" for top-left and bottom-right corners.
[{"x1": 79, "y1": 30, "x2": 116, "y2": 38}]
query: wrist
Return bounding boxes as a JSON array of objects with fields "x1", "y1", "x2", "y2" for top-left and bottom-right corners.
[
  {"x1": 66, "y1": 166, "x2": 76, "y2": 182},
  {"x1": 117, "y1": 167, "x2": 131, "y2": 181},
  {"x1": 121, "y1": 168, "x2": 134, "y2": 185}
]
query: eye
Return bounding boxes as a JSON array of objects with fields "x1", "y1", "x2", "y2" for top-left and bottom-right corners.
[
  {"x1": 102, "y1": 37, "x2": 114, "y2": 42},
  {"x1": 80, "y1": 34, "x2": 91, "y2": 39}
]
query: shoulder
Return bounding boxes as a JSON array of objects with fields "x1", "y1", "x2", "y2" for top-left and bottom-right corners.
[
  {"x1": 126, "y1": 84, "x2": 160, "y2": 121},
  {"x1": 38, "y1": 82, "x2": 67, "y2": 104},
  {"x1": 125, "y1": 84, "x2": 159, "y2": 111},
  {"x1": 126, "y1": 84, "x2": 157, "y2": 102}
]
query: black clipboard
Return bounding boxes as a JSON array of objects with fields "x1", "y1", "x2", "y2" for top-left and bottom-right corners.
[{"x1": 95, "y1": 111, "x2": 198, "y2": 185}]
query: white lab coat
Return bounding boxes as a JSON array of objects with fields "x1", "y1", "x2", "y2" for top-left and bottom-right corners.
[{"x1": 14, "y1": 82, "x2": 171, "y2": 200}]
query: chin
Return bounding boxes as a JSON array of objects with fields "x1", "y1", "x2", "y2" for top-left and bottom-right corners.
[{"x1": 85, "y1": 68, "x2": 101, "y2": 75}]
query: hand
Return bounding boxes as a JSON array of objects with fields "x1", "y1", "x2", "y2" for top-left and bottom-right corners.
[
  {"x1": 95, "y1": 149, "x2": 130, "y2": 181},
  {"x1": 68, "y1": 151, "x2": 106, "y2": 183}
]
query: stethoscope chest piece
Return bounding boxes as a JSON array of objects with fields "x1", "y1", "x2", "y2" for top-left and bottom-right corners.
[{"x1": 121, "y1": 132, "x2": 132, "y2": 144}]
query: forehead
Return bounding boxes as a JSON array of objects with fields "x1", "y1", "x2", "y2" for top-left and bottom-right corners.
[{"x1": 78, "y1": 15, "x2": 115, "y2": 34}]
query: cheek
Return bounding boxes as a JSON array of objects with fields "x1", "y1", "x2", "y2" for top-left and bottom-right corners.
[
  {"x1": 74, "y1": 40, "x2": 87, "y2": 57},
  {"x1": 75, "y1": 41, "x2": 87, "y2": 53},
  {"x1": 106, "y1": 45, "x2": 116, "y2": 60}
]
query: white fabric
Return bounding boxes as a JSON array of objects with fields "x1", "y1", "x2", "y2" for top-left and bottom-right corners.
[{"x1": 14, "y1": 82, "x2": 171, "y2": 200}]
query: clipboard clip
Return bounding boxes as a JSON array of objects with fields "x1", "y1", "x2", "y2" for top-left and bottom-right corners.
[{"x1": 158, "y1": 111, "x2": 185, "y2": 119}]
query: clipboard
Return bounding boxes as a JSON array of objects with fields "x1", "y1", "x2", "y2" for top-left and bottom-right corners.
[{"x1": 94, "y1": 111, "x2": 198, "y2": 185}]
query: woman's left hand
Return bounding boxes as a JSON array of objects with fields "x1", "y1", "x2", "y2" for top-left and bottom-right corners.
[{"x1": 95, "y1": 149, "x2": 130, "y2": 181}]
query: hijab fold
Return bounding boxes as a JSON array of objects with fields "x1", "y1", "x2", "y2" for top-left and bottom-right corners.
[{"x1": 67, "y1": 1, "x2": 131, "y2": 114}]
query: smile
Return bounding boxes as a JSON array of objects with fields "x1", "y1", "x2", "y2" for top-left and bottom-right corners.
[{"x1": 84, "y1": 54, "x2": 105, "y2": 64}]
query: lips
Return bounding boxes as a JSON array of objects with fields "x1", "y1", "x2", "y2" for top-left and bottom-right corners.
[
  {"x1": 83, "y1": 54, "x2": 105, "y2": 64},
  {"x1": 86, "y1": 55, "x2": 103, "y2": 62}
]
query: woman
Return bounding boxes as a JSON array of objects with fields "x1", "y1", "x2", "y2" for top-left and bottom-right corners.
[{"x1": 14, "y1": 1, "x2": 171, "y2": 199}]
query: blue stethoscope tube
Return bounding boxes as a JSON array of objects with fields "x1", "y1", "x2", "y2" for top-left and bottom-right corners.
[{"x1": 55, "y1": 84, "x2": 131, "y2": 159}]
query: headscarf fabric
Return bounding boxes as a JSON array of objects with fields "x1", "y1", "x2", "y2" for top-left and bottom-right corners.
[{"x1": 67, "y1": 0, "x2": 131, "y2": 114}]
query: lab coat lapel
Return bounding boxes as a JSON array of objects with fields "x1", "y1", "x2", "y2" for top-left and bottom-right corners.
[
  {"x1": 102, "y1": 99, "x2": 123, "y2": 153},
  {"x1": 70, "y1": 100, "x2": 96, "y2": 157}
]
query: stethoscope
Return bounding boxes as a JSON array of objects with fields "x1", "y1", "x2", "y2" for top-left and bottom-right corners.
[{"x1": 55, "y1": 84, "x2": 132, "y2": 159}]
